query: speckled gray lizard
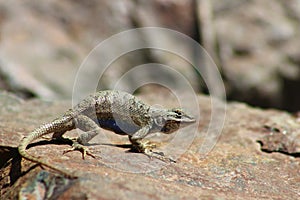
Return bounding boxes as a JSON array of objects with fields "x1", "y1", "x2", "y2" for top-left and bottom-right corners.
[{"x1": 18, "y1": 90, "x2": 195, "y2": 177}]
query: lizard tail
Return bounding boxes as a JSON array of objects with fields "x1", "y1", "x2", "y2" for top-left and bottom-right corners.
[{"x1": 18, "y1": 115, "x2": 77, "y2": 178}]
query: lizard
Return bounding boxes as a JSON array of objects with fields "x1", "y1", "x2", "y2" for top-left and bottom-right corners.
[{"x1": 18, "y1": 90, "x2": 196, "y2": 178}]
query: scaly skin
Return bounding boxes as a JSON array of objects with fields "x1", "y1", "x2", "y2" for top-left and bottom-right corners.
[{"x1": 18, "y1": 90, "x2": 196, "y2": 178}]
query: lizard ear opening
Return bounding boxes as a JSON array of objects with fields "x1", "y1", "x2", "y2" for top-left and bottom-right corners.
[{"x1": 154, "y1": 116, "x2": 166, "y2": 126}]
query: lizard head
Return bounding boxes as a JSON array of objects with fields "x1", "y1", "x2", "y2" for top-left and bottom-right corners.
[{"x1": 153, "y1": 108, "x2": 196, "y2": 134}]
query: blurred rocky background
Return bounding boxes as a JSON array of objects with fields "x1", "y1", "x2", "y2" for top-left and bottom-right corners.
[
  {"x1": 0, "y1": 0, "x2": 299, "y2": 112},
  {"x1": 2, "y1": 1, "x2": 300, "y2": 199}
]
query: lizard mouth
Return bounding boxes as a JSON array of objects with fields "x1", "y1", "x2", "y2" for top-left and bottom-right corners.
[{"x1": 185, "y1": 117, "x2": 196, "y2": 123}]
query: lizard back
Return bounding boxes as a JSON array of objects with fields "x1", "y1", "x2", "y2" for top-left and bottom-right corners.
[{"x1": 73, "y1": 90, "x2": 151, "y2": 135}]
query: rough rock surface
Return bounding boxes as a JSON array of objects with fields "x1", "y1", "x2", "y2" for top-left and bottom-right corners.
[{"x1": 1, "y1": 91, "x2": 299, "y2": 199}]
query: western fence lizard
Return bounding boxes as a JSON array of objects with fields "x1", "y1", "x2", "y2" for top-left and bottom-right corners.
[{"x1": 18, "y1": 90, "x2": 196, "y2": 177}]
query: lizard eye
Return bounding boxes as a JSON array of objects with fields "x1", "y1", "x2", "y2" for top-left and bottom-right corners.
[{"x1": 172, "y1": 109, "x2": 183, "y2": 118}]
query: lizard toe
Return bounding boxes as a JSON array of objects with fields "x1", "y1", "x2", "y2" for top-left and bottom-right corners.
[
  {"x1": 143, "y1": 148, "x2": 176, "y2": 163},
  {"x1": 63, "y1": 142, "x2": 96, "y2": 159}
]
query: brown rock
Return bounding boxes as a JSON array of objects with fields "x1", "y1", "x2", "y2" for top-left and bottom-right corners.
[
  {"x1": 1, "y1": 91, "x2": 300, "y2": 199},
  {"x1": 258, "y1": 125, "x2": 297, "y2": 154}
]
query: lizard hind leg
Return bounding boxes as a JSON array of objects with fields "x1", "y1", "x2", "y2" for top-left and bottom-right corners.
[{"x1": 62, "y1": 114, "x2": 100, "y2": 159}]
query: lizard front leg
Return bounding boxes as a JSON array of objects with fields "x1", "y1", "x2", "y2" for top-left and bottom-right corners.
[
  {"x1": 129, "y1": 125, "x2": 154, "y2": 151},
  {"x1": 63, "y1": 114, "x2": 100, "y2": 159},
  {"x1": 129, "y1": 126, "x2": 175, "y2": 163}
]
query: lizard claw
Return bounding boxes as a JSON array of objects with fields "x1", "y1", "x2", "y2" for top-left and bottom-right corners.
[
  {"x1": 133, "y1": 140, "x2": 176, "y2": 163},
  {"x1": 41, "y1": 135, "x2": 52, "y2": 141},
  {"x1": 136, "y1": 140, "x2": 157, "y2": 152},
  {"x1": 143, "y1": 149, "x2": 176, "y2": 163},
  {"x1": 63, "y1": 142, "x2": 96, "y2": 159}
]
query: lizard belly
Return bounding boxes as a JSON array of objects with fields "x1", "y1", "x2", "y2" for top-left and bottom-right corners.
[{"x1": 97, "y1": 118, "x2": 140, "y2": 135}]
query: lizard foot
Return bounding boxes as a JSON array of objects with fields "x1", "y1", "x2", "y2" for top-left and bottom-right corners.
[
  {"x1": 131, "y1": 140, "x2": 156, "y2": 152},
  {"x1": 63, "y1": 141, "x2": 96, "y2": 159},
  {"x1": 143, "y1": 148, "x2": 176, "y2": 163},
  {"x1": 138, "y1": 140, "x2": 157, "y2": 151},
  {"x1": 134, "y1": 140, "x2": 176, "y2": 163}
]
